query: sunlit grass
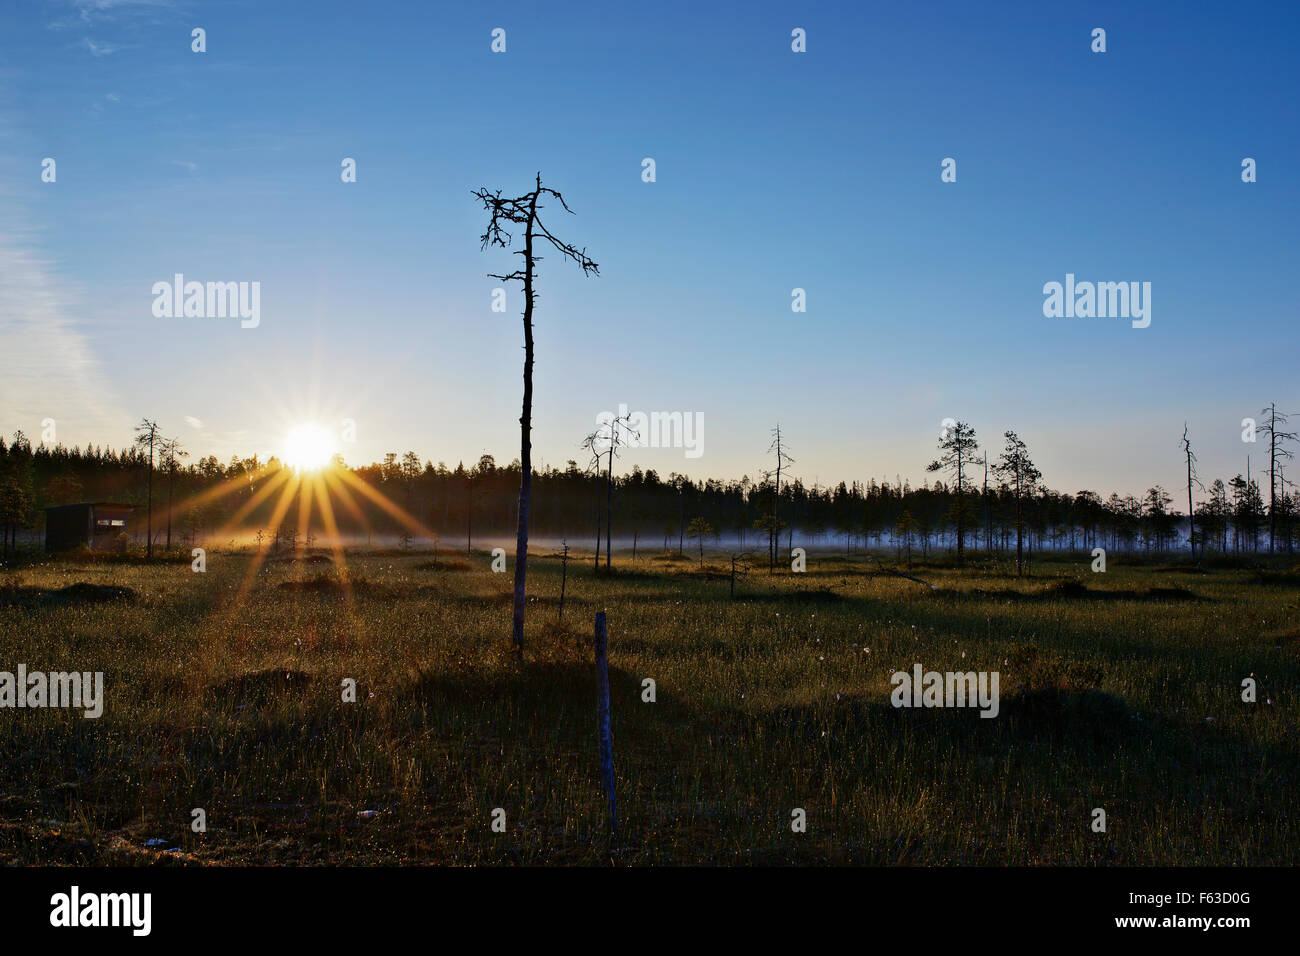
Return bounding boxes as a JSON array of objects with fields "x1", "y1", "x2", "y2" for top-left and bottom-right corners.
[{"x1": 0, "y1": 549, "x2": 1295, "y2": 864}]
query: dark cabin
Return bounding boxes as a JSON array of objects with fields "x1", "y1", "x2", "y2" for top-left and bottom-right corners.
[{"x1": 44, "y1": 502, "x2": 136, "y2": 552}]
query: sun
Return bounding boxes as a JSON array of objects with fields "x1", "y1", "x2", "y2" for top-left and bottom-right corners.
[{"x1": 281, "y1": 423, "x2": 337, "y2": 472}]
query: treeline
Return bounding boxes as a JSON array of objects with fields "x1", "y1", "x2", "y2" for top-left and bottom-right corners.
[{"x1": 0, "y1": 428, "x2": 1292, "y2": 559}]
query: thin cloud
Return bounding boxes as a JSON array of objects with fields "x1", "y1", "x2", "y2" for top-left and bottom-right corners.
[
  {"x1": 48, "y1": 1, "x2": 180, "y2": 32},
  {"x1": 81, "y1": 37, "x2": 120, "y2": 56},
  {"x1": 70, "y1": 0, "x2": 176, "y2": 24},
  {"x1": 0, "y1": 233, "x2": 126, "y2": 446}
]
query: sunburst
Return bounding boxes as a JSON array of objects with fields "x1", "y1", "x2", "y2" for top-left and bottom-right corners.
[{"x1": 281, "y1": 423, "x2": 337, "y2": 473}]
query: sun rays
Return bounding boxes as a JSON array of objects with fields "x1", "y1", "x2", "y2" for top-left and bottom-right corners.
[{"x1": 154, "y1": 450, "x2": 434, "y2": 627}]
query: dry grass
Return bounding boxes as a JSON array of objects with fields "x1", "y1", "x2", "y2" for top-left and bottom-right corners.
[{"x1": 0, "y1": 549, "x2": 1295, "y2": 865}]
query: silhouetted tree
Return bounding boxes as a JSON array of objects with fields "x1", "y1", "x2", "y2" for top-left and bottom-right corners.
[
  {"x1": 1229, "y1": 473, "x2": 1265, "y2": 553},
  {"x1": 895, "y1": 508, "x2": 918, "y2": 568},
  {"x1": 1, "y1": 432, "x2": 34, "y2": 557},
  {"x1": 927, "y1": 421, "x2": 980, "y2": 563},
  {"x1": 160, "y1": 436, "x2": 187, "y2": 550},
  {"x1": 763, "y1": 425, "x2": 794, "y2": 572},
  {"x1": 134, "y1": 419, "x2": 161, "y2": 557},
  {"x1": 474, "y1": 174, "x2": 598, "y2": 656},
  {"x1": 687, "y1": 517, "x2": 713, "y2": 566},
  {"x1": 1260, "y1": 404, "x2": 1296, "y2": 553},
  {"x1": 1181, "y1": 425, "x2": 1202, "y2": 561},
  {"x1": 582, "y1": 413, "x2": 638, "y2": 570},
  {"x1": 994, "y1": 430, "x2": 1040, "y2": 575}
]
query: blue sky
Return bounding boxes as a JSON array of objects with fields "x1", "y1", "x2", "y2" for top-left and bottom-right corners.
[{"x1": 2, "y1": 0, "x2": 1297, "y2": 499}]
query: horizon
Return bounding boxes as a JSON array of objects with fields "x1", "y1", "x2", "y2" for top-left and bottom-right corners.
[{"x1": 1, "y1": 424, "x2": 1278, "y2": 509}]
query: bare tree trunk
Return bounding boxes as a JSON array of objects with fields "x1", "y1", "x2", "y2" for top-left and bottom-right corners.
[
  {"x1": 956, "y1": 452, "x2": 964, "y2": 562},
  {"x1": 1186, "y1": 446, "x2": 1196, "y2": 562},
  {"x1": 146, "y1": 437, "x2": 154, "y2": 558},
  {"x1": 605, "y1": 444, "x2": 613, "y2": 569},
  {"x1": 984, "y1": 460, "x2": 991, "y2": 556},
  {"x1": 678, "y1": 491, "x2": 684, "y2": 556},
  {"x1": 510, "y1": 193, "x2": 538, "y2": 656},
  {"x1": 475, "y1": 173, "x2": 598, "y2": 656},
  {"x1": 166, "y1": 466, "x2": 173, "y2": 550},
  {"x1": 1269, "y1": 403, "x2": 1277, "y2": 553},
  {"x1": 1015, "y1": 472, "x2": 1024, "y2": 576}
]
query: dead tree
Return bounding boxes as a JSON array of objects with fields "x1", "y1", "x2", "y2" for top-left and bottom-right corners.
[
  {"x1": 871, "y1": 556, "x2": 936, "y2": 590},
  {"x1": 584, "y1": 457, "x2": 602, "y2": 569},
  {"x1": 159, "y1": 435, "x2": 187, "y2": 551},
  {"x1": 1182, "y1": 424, "x2": 1203, "y2": 562},
  {"x1": 133, "y1": 419, "x2": 161, "y2": 558},
  {"x1": 983, "y1": 458, "x2": 992, "y2": 556},
  {"x1": 1260, "y1": 404, "x2": 1296, "y2": 553},
  {"x1": 463, "y1": 460, "x2": 491, "y2": 555},
  {"x1": 582, "y1": 413, "x2": 639, "y2": 570},
  {"x1": 474, "y1": 174, "x2": 598, "y2": 656},
  {"x1": 763, "y1": 425, "x2": 795, "y2": 572}
]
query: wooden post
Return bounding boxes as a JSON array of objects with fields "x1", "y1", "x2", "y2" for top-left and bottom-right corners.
[{"x1": 594, "y1": 611, "x2": 617, "y2": 837}]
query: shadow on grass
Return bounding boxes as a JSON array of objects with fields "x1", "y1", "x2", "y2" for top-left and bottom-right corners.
[
  {"x1": 953, "y1": 580, "x2": 1208, "y2": 603},
  {"x1": 730, "y1": 586, "x2": 846, "y2": 604},
  {"x1": 7, "y1": 650, "x2": 1298, "y2": 865},
  {"x1": 0, "y1": 582, "x2": 137, "y2": 609},
  {"x1": 1252, "y1": 569, "x2": 1300, "y2": 588},
  {"x1": 272, "y1": 573, "x2": 415, "y2": 599},
  {"x1": 413, "y1": 559, "x2": 474, "y2": 572}
]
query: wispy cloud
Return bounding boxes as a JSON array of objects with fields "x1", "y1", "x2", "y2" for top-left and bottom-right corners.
[
  {"x1": 0, "y1": 234, "x2": 126, "y2": 446},
  {"x1": 81, "y1": 37, "x2": 120, "y2": 56},
  {"x1": 184, "y1": 416, "x2": 203, "y2": 429},
  {"x1": 49, "y1": 0, "x2": 179, "y2": 33},
  {"x1": 69, "y1": 0, "x2": 177, "y2": 25}
]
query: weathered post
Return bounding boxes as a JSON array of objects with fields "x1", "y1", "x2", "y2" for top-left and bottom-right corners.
[{"x1": 594, "y1": 611, "x2": 617, "y2": 837}]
